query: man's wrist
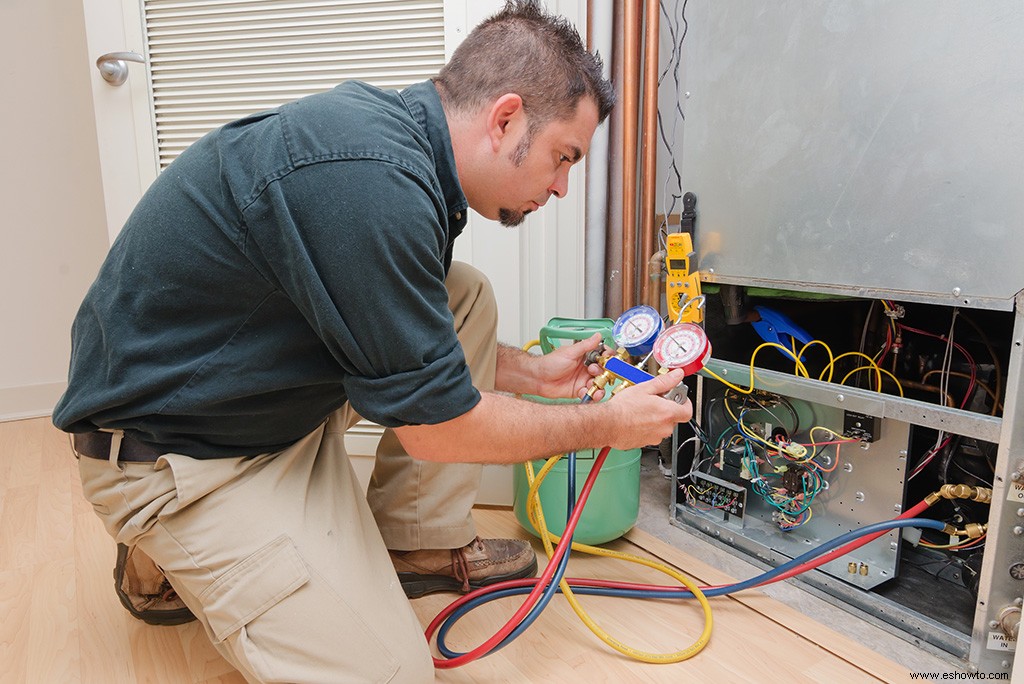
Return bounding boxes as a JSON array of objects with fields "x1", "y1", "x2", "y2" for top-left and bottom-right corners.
[{"x1": 495, "y1": 342, "x2": 543, "y2": 395}]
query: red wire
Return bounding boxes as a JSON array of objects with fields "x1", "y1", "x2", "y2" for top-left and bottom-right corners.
[
  {"x1": 909, "y1": 435, "x2": 953, "y2": 479},
  {"x1": 428, "y1": 446, "x2": 611, "y2": 669},
  {"x1": 898, "y1": 323, "x2": 977, "y2": 408},
  {"x1": 877, "y1": 320, "x2": 893, "y2": 366}
]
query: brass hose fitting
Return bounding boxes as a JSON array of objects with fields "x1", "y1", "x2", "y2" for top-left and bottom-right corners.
[
  {"x1": 925, "y1": 484, "x2": 994, "y2": 506},
  {"x1": 586, "y1": 347, "x2": 632, "y2": 399},
  {"x1": 941, "y1": 522, "x2": 988, "y2": 539},
  {"x1": 940, "y1": 483, "x2": 993, "y2": 503}
]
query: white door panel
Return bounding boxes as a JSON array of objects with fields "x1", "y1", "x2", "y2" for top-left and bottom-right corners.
[{"x1": 83, "y1": 0, "x2": 158, "y2": 243}]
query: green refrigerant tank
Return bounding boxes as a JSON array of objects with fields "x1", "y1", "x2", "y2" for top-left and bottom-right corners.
[{"x1": 511, "y1": 317, "x2": 642, "y2": 545}]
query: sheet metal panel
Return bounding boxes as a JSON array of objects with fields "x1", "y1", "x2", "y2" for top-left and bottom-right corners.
[{"x1": 680, "y1": 0, "x2": 1024, "y2": 310}]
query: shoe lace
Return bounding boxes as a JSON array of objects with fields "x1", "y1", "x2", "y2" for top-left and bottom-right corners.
[
  {"x1": 159, "y1": 579, "x2": 180, "y2": 603},
  {"x1": 450, "y1": 537, "x2": 482, "y2": 593}
]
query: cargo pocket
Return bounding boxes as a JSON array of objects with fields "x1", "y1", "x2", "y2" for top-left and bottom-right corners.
[
  {"x1": 201, "y1": 535, "x2": 310, "y2": 644},
  {"x1": 199, "y1": 535, "x2": 401, "y2": 683}
]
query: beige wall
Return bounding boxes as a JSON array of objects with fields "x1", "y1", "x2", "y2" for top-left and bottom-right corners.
[{"x1": 0, "y1": 0, "x2": 110, "y2": 419}]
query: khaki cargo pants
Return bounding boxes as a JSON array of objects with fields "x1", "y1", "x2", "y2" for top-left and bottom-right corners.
[{"x1": 77, "y1": 262, "x2": 496, "y2": 683}]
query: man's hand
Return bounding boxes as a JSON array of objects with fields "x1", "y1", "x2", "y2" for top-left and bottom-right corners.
[
  {"x1": 600, "y1": 368, "x2": 693, "y2": 450},
  {"x1": 533, "y1": 332, "x2": 610, "y2": 400}
]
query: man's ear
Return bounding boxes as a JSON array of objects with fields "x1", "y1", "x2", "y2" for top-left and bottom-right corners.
[{"x1": 486, "y1": 93, "x2": 525, "y2": 153}]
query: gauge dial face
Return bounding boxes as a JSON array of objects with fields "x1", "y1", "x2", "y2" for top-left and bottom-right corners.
[
  {"x1": 653, "y1": 323, "x2": 711, "y2": 374},
  {"x1": 612, "y1": 305, "x2": 664, "y2": 353}
]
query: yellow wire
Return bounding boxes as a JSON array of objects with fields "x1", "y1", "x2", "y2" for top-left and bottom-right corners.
[
  {"x1": 880, "y1": 300, "x2": 898, "y2": 334},
  {"x1": 704, "y1": 341, "x2": 904, "y2": 401},
  {"x1": 805, "y1": 426, "x2": 846, "y2": 464},
  {"x1": 839, "y1": 366, "x2": 905, "y2": 397},
  {"x1": 702, "y1": 341, "x2": 811, "y2": 395},
  {"x1": 819, "y1": 351, "x2": 882, "y2": 388},
  {"x1": 524, "y1": 456, "x2": 714, "y2": 663},
  {"x1": 795, "y1": 339, "x2": 835, "y2": 378}
]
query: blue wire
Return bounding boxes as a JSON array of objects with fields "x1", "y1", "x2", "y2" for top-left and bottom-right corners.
[{"x1": 434, "y1": 517, "x2": 946, "y2": 652}]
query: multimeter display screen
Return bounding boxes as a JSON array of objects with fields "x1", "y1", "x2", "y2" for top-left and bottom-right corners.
[{"x1": 668, "y1": 259, "x2": 688, "y2": 271}]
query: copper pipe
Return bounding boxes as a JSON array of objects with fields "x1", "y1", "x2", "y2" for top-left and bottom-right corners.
[
  {"x1": 621, "y1": 0, "x2": 641, "y2": 311},
  {"x1": 646, "y1": 250, "x2": 665, "y2": 311},
  {"x1": 638, "y1": 0, "x2": 660, "y2": 307},
  {"x1": 897, "y1": 380, "x2": 957, "y2": 408},
  {"x1": 604, "y1": 1, "x2": 625, "y2": 316}
]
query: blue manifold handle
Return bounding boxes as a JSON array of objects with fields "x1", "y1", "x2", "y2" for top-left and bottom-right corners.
[{"x1": 604, "y1": 356, "x2": 654, "y2": 385}]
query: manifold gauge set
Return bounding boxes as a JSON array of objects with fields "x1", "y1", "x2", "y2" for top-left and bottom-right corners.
[{"x1": 613, "y1": 305, "x2": 711, "y2": 375}]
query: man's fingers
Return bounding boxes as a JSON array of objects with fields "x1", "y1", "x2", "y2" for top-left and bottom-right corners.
[{"x1": 648, "y1": 368, "x2": 686, "y2": 393}]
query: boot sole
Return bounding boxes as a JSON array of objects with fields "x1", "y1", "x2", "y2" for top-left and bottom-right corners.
[{"x1": 397, "y1": 556, "x2": 539, "y2": 599}]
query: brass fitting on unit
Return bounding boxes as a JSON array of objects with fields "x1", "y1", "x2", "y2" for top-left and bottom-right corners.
[
  {"x1": 963, "y1": 523, "x2": 987, "y2": 539},
  {"x1": 942, "y1": 523, "x2": 988, "y2": 539},
  {"x1": 926, "y1": 484, "x2": 994, "y2": 506},
  {"x1": 586, "y1": 347, "x2": 632, "y2": 399},
  {"x1": 939, "y1": 484, "x2": 993, "y2": 503}
]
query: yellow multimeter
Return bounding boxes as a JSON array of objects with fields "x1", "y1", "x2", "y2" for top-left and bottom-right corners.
[{"x1": 665, "y1": 232, "x2": 703, "y2": 323}]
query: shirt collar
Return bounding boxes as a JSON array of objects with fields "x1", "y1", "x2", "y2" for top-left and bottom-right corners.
[{"x1": 400, "y1": 80, "x2": 468, "y2": 225}]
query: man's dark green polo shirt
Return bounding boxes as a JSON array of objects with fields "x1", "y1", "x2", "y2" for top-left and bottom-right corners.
[{"x1": 53, "y1": 80, "x2": 479, "y2": 459}]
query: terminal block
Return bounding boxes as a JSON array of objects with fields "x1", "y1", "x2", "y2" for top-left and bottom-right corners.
[{"x1": 688, "y1": 471, "x2": 747, "y2": 521}]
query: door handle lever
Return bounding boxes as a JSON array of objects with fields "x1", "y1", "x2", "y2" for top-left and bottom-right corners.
[{"x1": 96, "y1": 51, "x2": 145, "y2": 86}]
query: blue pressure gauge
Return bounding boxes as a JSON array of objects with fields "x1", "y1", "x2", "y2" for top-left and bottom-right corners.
[{"x1": 612, "y1": 305, "x2": 664, "y2": 356}]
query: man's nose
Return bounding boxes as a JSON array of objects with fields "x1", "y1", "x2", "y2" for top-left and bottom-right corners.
[{"x1": 548, "y1": 167, "x2": 570, "y2": 199}]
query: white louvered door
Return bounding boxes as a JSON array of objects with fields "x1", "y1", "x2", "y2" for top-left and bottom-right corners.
[{"x1": 143, "y1": 0, "x2": 446, "y2": 168}]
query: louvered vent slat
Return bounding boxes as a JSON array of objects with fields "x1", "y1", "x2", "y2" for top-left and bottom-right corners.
[{"x1": 143, "y1": 0, "x2": 445, "y2": 168}]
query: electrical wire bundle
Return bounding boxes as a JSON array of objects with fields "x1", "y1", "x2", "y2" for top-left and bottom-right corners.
[
  {"x1": 857, "y1": 300, "x2": 1003, "y2": 487},
  {"x1": 696, "y1": 298, "x2": 1002, "y2": 500},
  {"x1": 710, "y1": 392, "x2": 855, "y2": 530}
]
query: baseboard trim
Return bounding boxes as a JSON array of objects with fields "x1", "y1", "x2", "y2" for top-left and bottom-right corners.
[{"x1": 0, "y1": 381, "x2": 65, "y2": 422}]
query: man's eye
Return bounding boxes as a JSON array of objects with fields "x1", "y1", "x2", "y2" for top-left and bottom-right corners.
[{"x1": 559, "y1": 154, "x2": 570, "y2": 163}]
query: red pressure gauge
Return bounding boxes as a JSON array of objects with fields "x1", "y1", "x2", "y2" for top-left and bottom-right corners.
[{"x1": 652, "y1": 323, "x2": 712, "y2": 375}]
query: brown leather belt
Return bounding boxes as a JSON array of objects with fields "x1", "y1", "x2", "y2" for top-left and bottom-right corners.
[{"x1": 73, "y1": 431, "x2": 164, "y2": 463}]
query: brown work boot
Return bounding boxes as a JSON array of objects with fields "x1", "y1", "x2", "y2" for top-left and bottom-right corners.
[
  {"x1": 389, "y1": 537, "x2": 538, "y2": 598},
  {"x1": 113, "y1": 543, "x2": 196, "y2": 626}
]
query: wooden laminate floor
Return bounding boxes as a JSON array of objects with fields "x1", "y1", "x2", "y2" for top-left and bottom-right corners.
[{"x1": 0, "y1": 417, "x2": 916, "y2": 682}]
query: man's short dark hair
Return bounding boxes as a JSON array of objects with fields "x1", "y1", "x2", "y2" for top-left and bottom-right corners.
[{"x1": 434, "y1": 0, "x2": 615, "y2": 128}]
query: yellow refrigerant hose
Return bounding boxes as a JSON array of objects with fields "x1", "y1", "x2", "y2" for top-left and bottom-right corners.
[{"x1": 521, "y1": 339, "x2": 713, "y2": 662}]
